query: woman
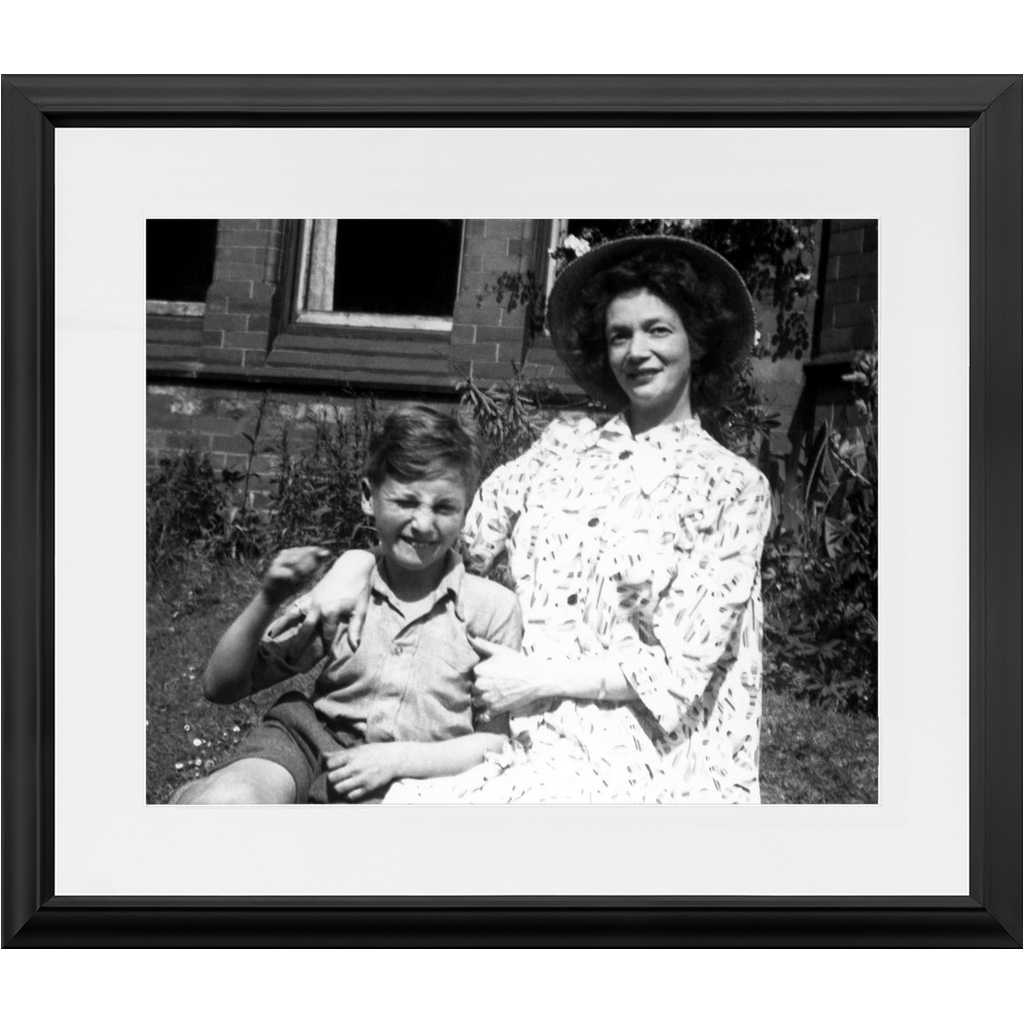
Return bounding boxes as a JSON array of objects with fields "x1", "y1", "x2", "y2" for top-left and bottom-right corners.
[{"x1": 307, "y1": 235, "x2": 771, "y2": 803}]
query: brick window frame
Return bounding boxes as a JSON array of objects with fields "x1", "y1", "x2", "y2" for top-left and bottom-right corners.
[
  {"x1": 292, "y1": 219, "x2": 465, "y2": 332},
  {"x1": 147, "y1": 218, "x2": 580, "y2": 397}
]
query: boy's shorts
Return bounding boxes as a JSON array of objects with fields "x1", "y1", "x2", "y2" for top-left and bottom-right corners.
[{"x1": 217, "y1": 692, "x2": 386, "y2": 803}]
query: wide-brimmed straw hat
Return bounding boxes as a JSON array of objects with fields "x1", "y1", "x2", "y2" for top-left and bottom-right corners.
[{"x1": 546, "y1": 235, "x2": 756, "y2": 408}]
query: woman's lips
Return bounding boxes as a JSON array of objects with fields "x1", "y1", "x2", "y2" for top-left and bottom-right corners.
[{"x1": 628, "y1": 368, "x2": 660, "y2": 384}]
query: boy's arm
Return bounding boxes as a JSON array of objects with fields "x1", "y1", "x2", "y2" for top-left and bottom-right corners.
[
  {"x1": 201, "y1": 591, "x2": 281, "y2": 704},
  {"x1": 324, "y1": 732, "x2": 507, "y2": 801},
  {"x1": 201, "y1": 546, "x2": 331, "y2": 705}
]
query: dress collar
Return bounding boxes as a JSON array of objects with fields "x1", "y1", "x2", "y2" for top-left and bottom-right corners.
[
  {"x1": 590, "y1": 414, "x2": 703, "y2": 495},
  {"x1": 598, "y1": 412, "x2": 701, "y2": 445}
]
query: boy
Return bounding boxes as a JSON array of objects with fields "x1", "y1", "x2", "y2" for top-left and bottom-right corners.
[{"x1": 173, "y1": 404, "x2": 522, "y2": 804}]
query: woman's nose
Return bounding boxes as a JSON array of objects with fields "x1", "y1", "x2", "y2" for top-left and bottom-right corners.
[{"x1": 624, "y1": 332, "x2": 651, "y2": 361}]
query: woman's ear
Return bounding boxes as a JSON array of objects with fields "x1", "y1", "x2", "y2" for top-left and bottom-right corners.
[{"x1": 359, "y1": 478, "x2": 375, "y2": 517}]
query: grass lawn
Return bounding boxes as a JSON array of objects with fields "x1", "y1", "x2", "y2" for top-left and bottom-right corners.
[{"x1": 147, "y1": 557, "x2": 878, "y2": 805}]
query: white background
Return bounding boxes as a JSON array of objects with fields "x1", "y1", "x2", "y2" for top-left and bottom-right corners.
[
  {"x1": 55, "y1": 126, "x2": 968, "y2": 898},
  {"x1": 3, "y1": 5, "x2": 1021, "y2": 1020}
]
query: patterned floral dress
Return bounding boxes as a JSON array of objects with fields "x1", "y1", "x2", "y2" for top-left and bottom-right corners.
[{"x1": 386, "y1": 413, "x2": 772, "y2": 803}]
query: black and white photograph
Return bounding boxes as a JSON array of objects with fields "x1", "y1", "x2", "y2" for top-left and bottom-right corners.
[
  {"x1": 5, "y1": 71, "x2": 1018, "y2": 959},
  {"x1": 146, "y1": 217, "x2": 879, "y2": 806}
]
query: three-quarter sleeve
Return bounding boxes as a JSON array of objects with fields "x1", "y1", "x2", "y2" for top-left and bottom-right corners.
[{"x1": 611, "y1": 464, "x2": 772, "y2": 735}]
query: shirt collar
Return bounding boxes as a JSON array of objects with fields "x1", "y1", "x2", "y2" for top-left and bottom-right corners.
[{"x1": 370, "y1": 549, "x2": 467, "y2": 620}]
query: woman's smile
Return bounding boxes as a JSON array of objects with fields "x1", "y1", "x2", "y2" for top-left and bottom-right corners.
[{"x1": 624, "y1": 366, "x2": 661, "y2": 385}]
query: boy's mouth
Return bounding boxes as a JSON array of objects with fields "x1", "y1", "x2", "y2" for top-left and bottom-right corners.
[{"x1": 400, "y1": 537, "x2": 438, "y2": 552}]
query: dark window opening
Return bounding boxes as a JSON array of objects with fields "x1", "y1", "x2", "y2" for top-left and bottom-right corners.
[
  {"x1": 332, "y1": 220, "x2": 462, "y2": 318},
  {"x1": 147, "y1": 220, "x2": 218, "y2": 303}
]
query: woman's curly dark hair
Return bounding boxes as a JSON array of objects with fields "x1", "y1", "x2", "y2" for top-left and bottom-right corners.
[{"x1": 572, "y1": 250, "x2": 743, "y2": 414}]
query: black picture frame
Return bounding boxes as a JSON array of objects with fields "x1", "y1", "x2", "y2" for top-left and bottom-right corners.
[{"x1": 2, "y1": 74, "x2": 1020, "y2": 948}]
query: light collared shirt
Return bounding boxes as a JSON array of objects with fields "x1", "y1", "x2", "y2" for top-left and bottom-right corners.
[{"x1": 254, "y1": 551, "x2": 523, "y2": 744}]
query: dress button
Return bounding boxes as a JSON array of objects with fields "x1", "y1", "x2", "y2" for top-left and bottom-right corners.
[{"x1": 391, "y1": 645, "x2": 402, "y2": 656}]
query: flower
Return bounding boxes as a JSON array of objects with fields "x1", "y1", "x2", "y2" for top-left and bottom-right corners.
[
  {"x1": 192, "y1": 737, "x2": 203, "y2": 747},
  {"x1": 549, "y1": 234, "x2": 591, "y2": 262},
  {"x1": 562, "y1": 234, "x2": 590, "y2": 257}
]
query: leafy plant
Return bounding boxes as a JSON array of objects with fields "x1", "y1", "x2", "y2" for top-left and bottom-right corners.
[
  {"x1": 146, "y1": 449, "x2": 226, "y2": 572},
  {"x1": 268, "y1": 398, "x2": 381, "y2": 554},
  {"x1": 454, "y1": 361, "x2": 564, "y2": 478},
  {"x1": 148, "y1": 395, "x2": 277, "y2": 574},
  {"x1": 761, "y1": 352, "x2": 878, "y2": 712}
]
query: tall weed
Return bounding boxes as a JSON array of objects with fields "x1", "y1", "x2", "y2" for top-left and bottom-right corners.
[{"x1": 268, "y1": 399, "x2": 380, "y2": 553}]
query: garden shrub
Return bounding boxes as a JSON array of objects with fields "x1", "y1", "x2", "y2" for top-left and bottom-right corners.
[
  {"x1": 268, "y1": 398, "x2": 381, "y2": 554},
  {"x1": 761, "y1": 353, "x2": 878, "y2": 712},
  {"x1": 147, "y1": 449, "x2": 230, "y2": 573}
]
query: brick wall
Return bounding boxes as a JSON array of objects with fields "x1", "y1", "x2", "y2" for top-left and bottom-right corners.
[
  {"x1": 202, "y1": 219, "x2": 287, "y2": 371},
  {"x1": 792, "y1": 218, "x2": 878, "y2": 442},
  {"x1": 818, "y1": 219, "x2": 878, "y2": 355},
  {"x1": 147, "y1": 383, "x2": 466, "y2": 502},
  {"x1": 148, "y1": 221, "x2": 286, "y2": 376},
  {"x1": 449, "y1": 219, "x2": 572, "y2": 386},
  {"x1": 147, "y1": 218, "x2": 877, "y2": 490},
  {"x1": 147, "y1": 218, "x2": 583, "y2": 478}
]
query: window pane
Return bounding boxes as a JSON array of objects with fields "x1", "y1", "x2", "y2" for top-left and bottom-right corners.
[
  {"x1": 146, "y1": 220, "x2": 218, "y2": 302},
  {"x1": 332, "y1": 220, "x2": 462, "y2": 318}
]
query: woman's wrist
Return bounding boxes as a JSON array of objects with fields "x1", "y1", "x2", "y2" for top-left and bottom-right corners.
[{"x1": 570, "y1": 657, "x2": 632, "y2": 703}]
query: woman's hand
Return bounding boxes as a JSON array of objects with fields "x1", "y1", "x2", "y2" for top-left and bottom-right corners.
[
  {"x1": 261, "y1": 546, "x2": 332, "y2": 606},
  {"x1": 468, "y1": 636, "x2": 554, "y2": 718},
  {"x1": 325, "y1": 745, "x2": 399, "y2": 802},
  {"x1": 294, "y1": 549, "x2": 376, "y2": 652},
  {"x1": 470, "y1": 637, "x2": 636, "y2": 715}
]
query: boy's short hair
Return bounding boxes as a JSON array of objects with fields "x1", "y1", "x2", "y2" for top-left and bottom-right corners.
[{"x1": 363, "y1": 404, "x2": 487, "y2": 499}]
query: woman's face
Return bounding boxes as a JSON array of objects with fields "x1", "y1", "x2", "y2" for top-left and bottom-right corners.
[{"x1": 605, "y1": 288, "x2": 693, "y2": 432}]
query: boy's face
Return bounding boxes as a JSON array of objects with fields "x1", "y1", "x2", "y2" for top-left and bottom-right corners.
[{"x1": 361, "y1": 471, "x2": 469, "y2": 582}]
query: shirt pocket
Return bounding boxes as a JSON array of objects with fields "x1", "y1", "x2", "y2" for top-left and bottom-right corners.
[
  {"x1": 414, "y1": 635, "x2": 476, "y2": 738},
  {"x1": 436, "y1": 632, "x2": 478, "y2": 683}
]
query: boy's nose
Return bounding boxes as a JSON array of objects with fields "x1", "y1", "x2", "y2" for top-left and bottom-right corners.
[{"x1": 410, "y1": 509, "x2": 434, "y2": 533}]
